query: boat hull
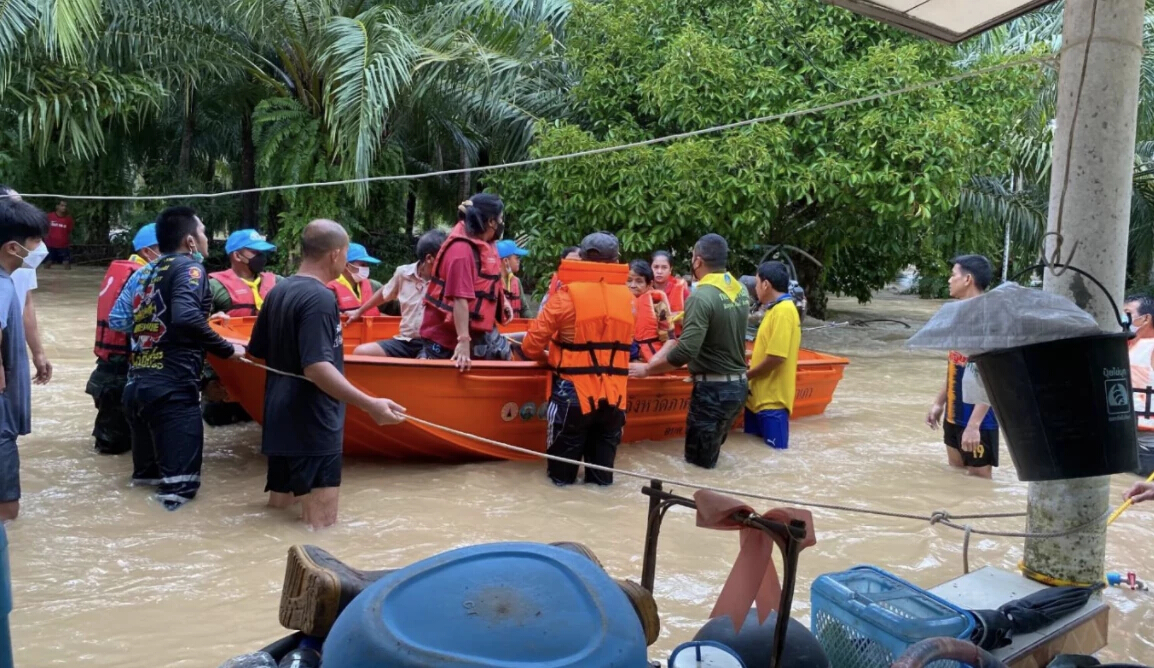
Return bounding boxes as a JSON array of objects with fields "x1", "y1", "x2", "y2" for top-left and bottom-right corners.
[{"x1": 209, "y1": 317, "x2": 847, "y2": 462}]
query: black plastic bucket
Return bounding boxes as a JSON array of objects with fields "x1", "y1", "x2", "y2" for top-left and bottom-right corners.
[{"x1": 972, "y1": 332, "x2": 1139, "y2": 482}]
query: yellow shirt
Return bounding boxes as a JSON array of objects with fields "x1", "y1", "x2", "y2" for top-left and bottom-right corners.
[
  {"x1": 242, "y1": 276, "x2": 266, "y2": 310},
  {"x1": 747, "y1": 298, "x2": 801, "y2": 413}
]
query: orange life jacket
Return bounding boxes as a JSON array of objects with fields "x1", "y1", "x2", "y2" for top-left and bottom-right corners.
[
  {"x1": 94, "y1": 259, "x2": 142, "y2": 361},
  {"x1": 424, "y1": 222, "x2": 503, "y2": 333},
  {"x1": 209, "y1": 269, "x2": 278, "y2": 317},
  {"x1": 329, "y1": 276, "x2": 381, "y2": 316},
  {"x1": 504, "y1": 275, "x2": 524, "y2": 314},
  {"x1": 633, "y1": 289, "x2": 668, "y2": 362},
  {"x1": 549, "y1": 260, "x2": 634, "y2": 414},
  {"x1": 546, "y1": 272, "x2": 562, "y2": 299},
  {"x1": 660, "y1": 276, "x2": 690, "y2": 313},
  {"x1": 1131, "y1": 337, "x2": 1154, "y2": 431}
]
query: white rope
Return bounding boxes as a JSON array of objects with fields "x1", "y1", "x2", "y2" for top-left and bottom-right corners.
[
  {"x1": 227, "y1": 354, "x2": 1122, "y2": 542},
  {"x1": 13, "y1": 57, "x2": 1052, "y2": 202}
]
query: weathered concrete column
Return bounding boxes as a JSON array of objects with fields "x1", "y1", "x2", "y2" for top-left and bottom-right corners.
[{"x1": 1029, "y1": 0, "x2": 1144, "y2": 584}]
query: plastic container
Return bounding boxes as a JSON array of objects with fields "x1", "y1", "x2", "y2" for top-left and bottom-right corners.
[
  {"x1": 972, "y1": 332, "x2": 1139, "y2": 481},
  {"x1": 322, "y1": 542, "x2": 648, "y2": 668},
  {"x1": 810, "y1": 566, "x2": 975, "y2": 668},
  {"x1": 668, "y1": 641, "x2": 746, "y2": 667}
]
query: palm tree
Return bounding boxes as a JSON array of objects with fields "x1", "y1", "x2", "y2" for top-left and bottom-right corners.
[{"x1": 954, "y1": 1, "x2": 1154, "y2": 284}]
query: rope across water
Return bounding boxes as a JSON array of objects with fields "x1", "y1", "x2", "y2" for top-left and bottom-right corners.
[{"x1": 235, "y1": 355, "x2": 1118, "y2": 546}]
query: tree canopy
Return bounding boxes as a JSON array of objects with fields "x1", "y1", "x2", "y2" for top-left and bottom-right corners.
[{"x1": 491, "y1": 0, "x2": 1043, "y2": 311}]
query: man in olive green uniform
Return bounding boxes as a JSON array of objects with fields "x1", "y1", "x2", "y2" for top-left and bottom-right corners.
[{"x1": 630, "y1": 233, "x2": 750, "y2": 468}]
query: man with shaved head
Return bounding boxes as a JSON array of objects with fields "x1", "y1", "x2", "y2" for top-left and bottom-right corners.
[{"x1": 249, "y1": 219, "x2": 406, "y2": 529}]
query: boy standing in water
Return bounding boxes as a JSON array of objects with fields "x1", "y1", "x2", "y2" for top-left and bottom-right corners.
[
  {"x1": 745, "y1": 261, "x2": 801, "y2": 450},
  {"x1": 0, "y1": 198, "x2": 49, "y2": 520},
  {"x1": 926, "y1": 255, "x2": 999, "y2": 478},
  {"x1": 248, "y1": 219, "x2": 406, "y2": 529}
]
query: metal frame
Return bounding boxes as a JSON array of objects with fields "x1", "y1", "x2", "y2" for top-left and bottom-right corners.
[
  {"x1": 639, "y1": 480, "x2": 810, "y2": 668},
  {"x1": 822, "y1": 0, "x2": 1060, "y2": 45}
]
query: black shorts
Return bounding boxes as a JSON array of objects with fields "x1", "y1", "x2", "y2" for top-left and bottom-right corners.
[
  {"x1": 266, "y1": 454, "x2": 342, "y2": 496},
  {"x1": 943, "y1": 421, "x2": 999, "y2": 468},
  {"x1": 375, "y1": 337, "x2": 424, "y2": 358},
  {"x1": 47, "y1": 247, "x2": 70, "y2": 264}
]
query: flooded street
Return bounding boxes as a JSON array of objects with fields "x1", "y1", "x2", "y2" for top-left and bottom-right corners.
[{"x1": 9, "y1": 268, "x2": 1154, "y2": 666}]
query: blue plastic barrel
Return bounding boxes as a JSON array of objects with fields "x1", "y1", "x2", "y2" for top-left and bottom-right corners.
[
  {"x1": 323, "y1": 542, "x2": 648, "y2": 668},
  {"x1": 0, "y1": 524, "x2": 12, "y2": 668}
]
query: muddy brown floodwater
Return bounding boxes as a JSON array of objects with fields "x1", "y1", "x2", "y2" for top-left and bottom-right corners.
[{"x1": 8, "y1": 269, "x2": 1154, "y2": 666}]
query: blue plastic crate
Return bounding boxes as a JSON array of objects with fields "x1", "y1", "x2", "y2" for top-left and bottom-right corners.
[{"x1": 811, "y1": 566, "x2": 976, "y2": 668}]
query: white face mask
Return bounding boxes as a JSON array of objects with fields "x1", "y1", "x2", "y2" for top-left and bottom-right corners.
[
  {"x1": 353, "y1": 265, "x2": 371, "y2": 281},
  {"x1": 18, "y1": 242, "x2": 47, "y2": 269}
]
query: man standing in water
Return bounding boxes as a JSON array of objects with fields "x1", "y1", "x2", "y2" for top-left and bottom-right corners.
[
  {"x1": 87, "y1": 223, "x2": 161, "y2": 455},
  {"x1": 926, "y1": 255, "x2": 999, "y2": 479},
  {"x1": 44, "y1": 200, "x2": 73, "y2": 270},
  {"x1": 203, "y1": 229, "x2": 280, "y2": 426},
  {"x1": 745, "y1": 261, "x2": 801, "y2": 450},
  {"x1": 0, "y1": 197, "x2": 48, "y2": 520},
  {"x1": 124, "y1": 207, "x2": 245, "y2": 509},
  {"x1": 248, "y1": 219, "x2": 406, "y2": 529},
  {"x1": 631, "y1": 234, "x2": 750, "y2": 468},
  {"x1": 1123, "y1": 294, "x2": 1154, "y2": 477},
  {"x1": 521, "y1": 232, "x2": 634, "y2": 486}
]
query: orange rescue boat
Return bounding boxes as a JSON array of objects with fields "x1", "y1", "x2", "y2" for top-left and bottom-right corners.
[{"x1": 208, "y1": 317, "x2": 848, "y2": 462}]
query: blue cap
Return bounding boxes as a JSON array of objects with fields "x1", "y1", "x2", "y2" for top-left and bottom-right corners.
[
  {"x1": 347, "y1": 243, "x2": 380, "y2": 264},
  {"x1": 225, "y1": 229, "x2": 277, "y2": 255},
  {"x1": 132, "y1": 223, "x2": 158, "y2": 251},
  {"x1": 496, "y1": 239, "x2": 529, "y2": 259}
]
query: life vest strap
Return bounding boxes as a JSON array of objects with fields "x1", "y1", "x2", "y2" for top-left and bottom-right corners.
[{"x1": 552, "y1": 340, "x2": 632, "y2": 353}]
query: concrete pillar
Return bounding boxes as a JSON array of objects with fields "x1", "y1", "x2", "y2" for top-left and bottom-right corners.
[{"x1": 1029, "y1": 0, "x2": 1144, "y2": 584}]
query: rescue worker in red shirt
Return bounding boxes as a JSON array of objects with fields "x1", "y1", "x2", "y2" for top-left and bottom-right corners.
[
  {"x1": 86, "y1": 223, "x2": 161, "y2": 454},
  {"x1": 497, "y1": 239, "x2": 532, "y2": 318},
  {"x1": 540, "y1": 246, "x2": 581, "y2": 309},
  {"x1": 521, "y1": 232, "x2": 634, "y2": 486},
  {"x1": 419, "y1": 194, "x2": 513, "y2": 371},
  {"x1": 204, "y1": 228, "x2": 279, "y2": 426},
  {"x1": 329, "y1": 243, "x2": 383, "y2": 315}
]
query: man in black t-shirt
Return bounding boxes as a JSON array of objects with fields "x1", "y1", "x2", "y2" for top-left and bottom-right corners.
[
  {"x1": 248, "y1": 219, "x2": 405, "y2": 529},
  {"x1": 124, "y1": 206, "x2": 245, "y2": 509}
]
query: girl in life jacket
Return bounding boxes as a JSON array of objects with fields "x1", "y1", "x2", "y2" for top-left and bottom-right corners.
[
  {"x1": 420, "y1": 193, "x2": 513, "y2": 371},
  {"x1": 626, "y1": 259, "x2": 672, "y2": 362}
]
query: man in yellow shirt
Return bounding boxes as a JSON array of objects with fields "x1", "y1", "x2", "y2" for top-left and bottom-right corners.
[{"x1": 745, "y1": 261, "x2": 801, "y2": 449}]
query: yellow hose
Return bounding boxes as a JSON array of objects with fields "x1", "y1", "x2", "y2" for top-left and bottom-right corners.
[{"x1": 1019, "y1": 472, "x2": 1154, "y2": 587}]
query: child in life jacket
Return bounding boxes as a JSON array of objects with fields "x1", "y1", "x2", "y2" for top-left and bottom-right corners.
[{"x1": 626, "y1": 259, "x2": 671, "y2": 362}]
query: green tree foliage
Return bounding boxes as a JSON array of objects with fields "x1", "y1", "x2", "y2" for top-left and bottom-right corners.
[
  {"x1": 0, "y1": 0, "x2": 571, "y2": 273},
  {"x1": 491, "y1": 0, "x2": 1042, "y2": 313}
]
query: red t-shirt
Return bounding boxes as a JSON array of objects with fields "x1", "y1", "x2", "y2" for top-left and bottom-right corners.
[
  {"x1": 419, "y1": 241, "x2": 479, "y2": 348},
  {"x1": 46, "y1": 213, "x2": 74, "y2": 248}
]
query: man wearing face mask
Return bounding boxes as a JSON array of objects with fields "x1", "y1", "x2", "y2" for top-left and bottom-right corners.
[
  {"x1": 328, "y1": 243, "x2": 382, "y2": 316},
  {"x1": 629, "y1": 234, "x2": 751, "y2": 469},
  {"x1": 208, "y1": 229, "x2": 279, "y2": 318},
  {"x1": 123, "y1": 206, "x2": 245, "y2": 510},
  {"x1": 203, "y1": 229, "x2": 280, "y2": 426},
  {"x1": 249, "y1": 219, "x2": 406, "y2": 529},
  {"x1": 1125, "y1": 295, "x2": 1154, "y2": 477},
  {"x1": 420, "y1": 194, "x2": 514, "y2": 371},
  {"x1": 0, "y1": 197, "x2": 50, "y2": 521},
  {"x1": 86, "y1": 223, "x2": 162, "y2": 455}
]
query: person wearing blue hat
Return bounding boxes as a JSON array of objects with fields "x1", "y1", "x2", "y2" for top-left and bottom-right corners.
[
  {"x1": 496, "y1": 239, "x2": 532, "y2": 318},
  {"x1": 328, "y1": 242, "x2": 383, "y2": 316},
  {"x1": 202, "y1": 228, "x2": 281, "y2": 426},
  {"x1": 86, "y1": 221, "x2": 163, "y2": 455}
]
